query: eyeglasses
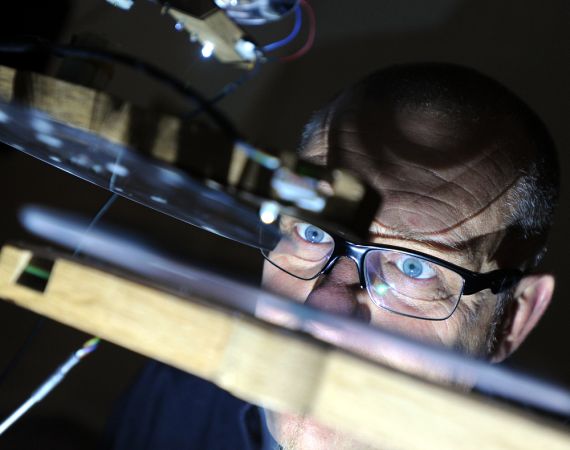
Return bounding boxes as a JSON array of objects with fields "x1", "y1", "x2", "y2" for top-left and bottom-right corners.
[{"x1": 259, "y1": 215, "x2": 523, "y2": 320}]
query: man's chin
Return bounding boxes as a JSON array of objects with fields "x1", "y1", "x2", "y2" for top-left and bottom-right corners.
[{"x1": 266, "y1": 411, "x2": 379, "y2": 450}]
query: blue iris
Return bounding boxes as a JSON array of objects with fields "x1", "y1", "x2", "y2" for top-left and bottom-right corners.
[
  {"x1": 304, "y1": 225, "x2": 325, "y2": 243},
  {"x1": 402, "y1": 257, "x2": 424, "y2": 278}
]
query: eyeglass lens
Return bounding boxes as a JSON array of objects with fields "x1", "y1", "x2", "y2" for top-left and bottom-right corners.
[
  {"x1": 260, "y1": 215, "x2": 335, "y2": 279},
  {"x1": 363, "y1": 249, "x2": 464, "y2": 320}
]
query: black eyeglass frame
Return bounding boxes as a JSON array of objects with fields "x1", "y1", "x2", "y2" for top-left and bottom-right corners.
[{"x1": 261, "y1": 232, "x2": 524, "y2": 321}]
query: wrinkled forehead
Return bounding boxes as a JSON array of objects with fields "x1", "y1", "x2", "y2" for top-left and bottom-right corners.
[{"x1": 304, "y1": 94, "x2": 529, "y2": 241}]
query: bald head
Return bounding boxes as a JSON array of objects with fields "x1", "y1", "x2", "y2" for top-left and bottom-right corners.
[{"x1": 301, "y1": 63, "x2": 559, "y2": 266}]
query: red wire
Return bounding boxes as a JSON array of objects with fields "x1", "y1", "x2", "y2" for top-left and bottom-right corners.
[{"x1": 280, "y1": 0, "x2": 316, "y2": 62}]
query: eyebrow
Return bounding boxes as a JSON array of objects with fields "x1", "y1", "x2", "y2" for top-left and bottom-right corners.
[{"x1": 368, "y1": 223, "x2": 476, "y2": 262}]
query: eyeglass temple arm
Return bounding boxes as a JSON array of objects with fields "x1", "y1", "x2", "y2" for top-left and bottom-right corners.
[{"x1": 462, "y1": 269, "x2": 524, "y2": 296}]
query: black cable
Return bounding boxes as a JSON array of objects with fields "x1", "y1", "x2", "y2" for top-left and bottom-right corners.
[
  {"x1": 209, "y1": 59, "x2": 263, "y2": 105},
  {"x1": 184, "y1": 57, "x2": 264, "y2": 120},
  {"x1": 0, "y1": 36, "x2": 240, "y2": 139}
]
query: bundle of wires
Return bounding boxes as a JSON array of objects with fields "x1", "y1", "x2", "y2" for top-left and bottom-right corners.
[{"x1": 262, "y1": 0, "x2": 316, "y2": 62}]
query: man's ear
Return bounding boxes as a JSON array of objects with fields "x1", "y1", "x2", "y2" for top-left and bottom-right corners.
[{"x1": 491, "y1": 274, "x2": 554, "y2": 363}]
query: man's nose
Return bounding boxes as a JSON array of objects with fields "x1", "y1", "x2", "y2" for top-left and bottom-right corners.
[{"x1": 305, "y1": 257, "x2": 371, "y2": 322}]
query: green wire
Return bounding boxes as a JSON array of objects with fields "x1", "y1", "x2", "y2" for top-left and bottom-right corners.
[{"x1": 23, "y1": 265, "x2": 51, "y2": 280}]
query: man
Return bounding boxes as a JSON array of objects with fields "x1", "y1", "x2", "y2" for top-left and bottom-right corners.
[
  {"x1": 107, "y1": 62, "x2": 559, "y2": 449},
  {"x1": 259, "y1": 62, "x2": 559, "y2": 449}
]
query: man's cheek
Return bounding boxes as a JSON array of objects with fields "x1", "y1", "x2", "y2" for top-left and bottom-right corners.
[
  {"x1": 261, "y1": 262, "x2": 314, "y2": 302},
  {"x1": 257, "y1": 264, "x2": 317, "y2": 330}
]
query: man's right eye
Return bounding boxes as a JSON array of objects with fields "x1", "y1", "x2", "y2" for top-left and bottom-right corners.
[
  {"x1": 294, "y1": 223, "x2": 333, "y2": 244},
  {"x1": 395, "y1": 256, "x2": 437, "y2": 280}
]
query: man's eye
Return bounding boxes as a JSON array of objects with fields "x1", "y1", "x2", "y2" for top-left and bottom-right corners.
[
  {"x1": 395, "y1": 256, "x2": 436, "y2": 279},
  {"x1": 295, "y1": 223, "x2": 333, "y2": 244}
]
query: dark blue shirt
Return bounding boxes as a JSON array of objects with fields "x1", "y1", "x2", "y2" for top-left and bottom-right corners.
[{"x1": 105, "y1": 361, "x2": 279, "y2": 450}]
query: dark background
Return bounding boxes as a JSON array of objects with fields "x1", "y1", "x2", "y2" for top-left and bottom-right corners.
[{"x1": 0, "y1": 0, "x2": 568, "y2": 447}]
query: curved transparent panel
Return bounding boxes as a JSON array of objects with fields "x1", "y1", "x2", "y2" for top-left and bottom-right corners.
[{"x1": 0, "y1": 100, "x2": 273, "y2": 249}]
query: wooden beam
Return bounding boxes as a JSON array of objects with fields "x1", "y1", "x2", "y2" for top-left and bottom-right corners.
[{"x1": 0, "y1": 245, "x2": 569, "y2": 449}]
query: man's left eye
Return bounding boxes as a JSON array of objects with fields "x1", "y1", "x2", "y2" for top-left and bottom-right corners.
[{"x1": 395, "y1": 256, "x2": 437, "y2": 279}]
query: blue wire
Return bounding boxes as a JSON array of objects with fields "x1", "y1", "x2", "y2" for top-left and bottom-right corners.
[{"x1": 262, "y1": 4, "x2": 302, "y2": 52}]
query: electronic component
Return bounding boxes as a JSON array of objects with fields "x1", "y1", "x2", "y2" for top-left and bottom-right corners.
[
  {"x1": 166, "y1": 7, "x2": 259, "y2": 66},
  {"x1": 214, "y1": 0, "x2": 299, "y2": 25}
]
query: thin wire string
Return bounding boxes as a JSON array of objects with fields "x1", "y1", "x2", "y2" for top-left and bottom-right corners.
[{"x1": 73, "y1": 194, "x2": 119, "y2": 257}]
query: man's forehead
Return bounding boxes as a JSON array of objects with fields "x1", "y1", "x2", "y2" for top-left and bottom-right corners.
[
  {"x1": 367, "y1": 218, "x2": 508, "y2": 267},
  {"x1": 304, "y1": 100, "x2": 527, "y2": 237}
]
